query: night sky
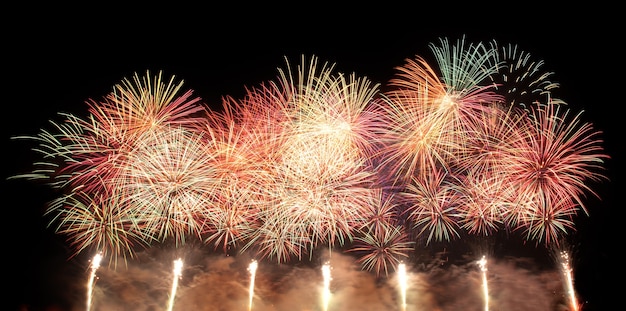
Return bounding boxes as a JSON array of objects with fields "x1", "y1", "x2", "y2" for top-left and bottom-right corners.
[{"x1": 4, "y1": 5, "x2": 620, "y2": 311}]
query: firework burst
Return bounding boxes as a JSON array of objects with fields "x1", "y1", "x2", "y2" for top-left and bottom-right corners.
[
  {"x1": 487, "y1": 39, "x2": 561, "y2": 110},
  {"x1": 506, "y1": 99, "x2": 609, "y2": 245},
  {"x1": 12, "y1": 71, "x2": 210, "y2": 265},
  {"x1": 117, "y1": 126, "x2": 218, "y2": 246},
  {"x1": 47, "y1": 191, "x2": 149, "y2": 266},
  {"x1": 378, "y1": 37, "x2": 504, "y2": 185},
  {"x1": 399, "y1": 165, "x2": 464, "y2": 244},
  {"x1": 348, "y1": 224, "x2": 413, "y2": 277},
  {"x1": 242, "y1": 55, "x2": 385, "y2": 260},
  {"x1": 11, "y1": 37, "x2": 610, "y2": 282}
]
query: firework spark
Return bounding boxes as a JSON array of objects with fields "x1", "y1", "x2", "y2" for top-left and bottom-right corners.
[
  {"x1": 321, "y1": 262, "x2": 332, "y2": 311},
  {"x1": 86, "y1": 253, "x2": 102, "y2": 311},
  {"x1": 559, "y1": 251, "x2": 579, "y2": 311},
  {"x1": 166, "y1": 258, "x2": 183, "y2": 311},
  {"x1": 247, "y1": 259, "x2": 258, "y2": 311},
  {"x1": 400, "y1": 165, "x2": 464, "y2": 244},
  {"x1": 506, "y1": 99, "x2": 609, "y2": 245},
  {"x1": 477, "y1": 255, "x2": 489, "y2": 311},
  {"x1": 349, "y1": 225, "x2": 413, "y2": 277},
  {"x1": 487, "y1": 39, "x2": 560, "y2": 109},
  {"x1": 397, "y1": 262, "x2": 408, "y2": 311},
  {"x1": 10, "y1": 37, "x2": 610, "y2": 310}
]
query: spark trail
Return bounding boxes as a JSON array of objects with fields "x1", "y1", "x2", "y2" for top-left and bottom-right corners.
[
  {"x1": 86, "y1": 253, "x2": 102, "y2": 311},
  {"x1": 477, "y1": 255, "x2": 489, "y2": 311},
  {"x1": 166, "y1": 258, "x2": 183, "y2": 311},
  {"x1": 322, "y1": 263, "x2": 332, "y2": 311},
  {"x1": 398, "y1": 262, "x2": 407, "y2": 311},
  {"x1": 248, "y1": 259, "x2": 258, "y2": 311},
  {"x1": 559, "y1": 251, "x2": 579, "y2": 311}
]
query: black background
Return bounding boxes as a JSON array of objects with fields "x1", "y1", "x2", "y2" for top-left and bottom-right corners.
[{"x1": 4, "y1": 3, "x2": 620, "y2": 310}]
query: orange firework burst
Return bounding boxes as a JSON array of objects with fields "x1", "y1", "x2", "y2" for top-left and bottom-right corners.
[{"x1": 378, "y1": 37, "x2": 504, "y2": 185}]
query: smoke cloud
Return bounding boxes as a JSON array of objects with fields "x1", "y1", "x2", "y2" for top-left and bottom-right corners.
[{"x1": 47, "y1": 246, "x2": 572, "y2": 311}]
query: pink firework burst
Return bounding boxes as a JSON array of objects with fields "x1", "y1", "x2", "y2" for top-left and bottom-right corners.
[
  {"x1": 505, "y1": 99, "x2": 609, "y2": 245},
  {"x1": 348, "y1": 224, "x2": 413, "y2": 277}
]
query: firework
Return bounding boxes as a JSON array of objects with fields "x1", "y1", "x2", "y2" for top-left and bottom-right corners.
[
  {"x1": 238, "y1": 55, "x2": 385, "y2": 261},
  {"x1": 118, "y1": 126, "x2": 219, "y2": 246},
  {"x1": 11, "y1": 37, "x2": 610, "y2": 310},
  {"x1": 242, "y1": 199, "x2": 312, "y2": 263},
  {"x1": 321, "y1": 262, "x2": 332, "y2": 311},
  {"x1": 456, "y1": 171, "x2": 509, "y2": 237},
  {"x1": 195, "y1": 92, "x2": 284, "y2": 254},
  {"x1": 12, "y1": 71, "x2": 207, "y2": 195},
  {"x1": 400, "y1": 164, "x2": 464, "y2": 243},
  {"x1": 47, "y1": 191, "x2": 149, "y2": 265},
  {"x1": 397, "y1": 262, "x2": 408, "y2": 311},
  {"x1": 12, "y1": 71, "x2": 211, "y2": 265},
  {"x1": 477, "y1": 255, "x2": 489, "y2": 311},
  {"x1": 201, "y1": 180, "x2": 262, "y2": 254},
  {"x1": 378, "y1": 37, "x2": 504, "y2": 185},
  {"x1": 348, "y1": 225, "x2": 413, "y2": 277},
  {"x1": 550, "y1": 243, "x2": 582, "y2": 311},
  {"x1": 357, "y1": 190, "x2": 400, "y2": 237},
  {"x1": 166, "y1": 258, "x2": 184, "y2": 311},
  {"x1": 377, "y1": 67, "x2": 458, "y2": 183},
  {"x1": 453, "y1": 103, "x2": 528, "y2": 176},
  {"x1": 506, "y1": 99, "x2": 608, "y2": 245},
  {"x1": 86, "y1": 253, "x2": 102, "y2": 311},
  {"x1": 248, "y1": 259, "x2": 258, "y2": 311},
  {"x1": 486, "y1": 39, "x2": 560, "y2": 110}
]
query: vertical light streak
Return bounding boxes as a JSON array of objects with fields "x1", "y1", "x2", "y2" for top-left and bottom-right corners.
[
  {"x1": 248, "y1": 259, "x2": 258, "y2": 311},
  {"x1": 322, "y1": 263, "x2": 332, "y2": 311},
  {"x1": 398, "y1": 262, "x2": 408, "y2": 311},
  {"x1": 560, "y1": 251, "x2": 579, "y2": 311},
  {"x1": 86, "y1": 253, "x2": 102, "y2": 311},
  {"x1": 166, "y1": 258, "x2": 183, "y2": 311},
  {"x1": 477, "y1": 255, "x2": 489, "y2": 311}
]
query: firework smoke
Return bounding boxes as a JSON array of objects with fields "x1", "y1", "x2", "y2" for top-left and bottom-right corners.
[{"x1": 53, "y1": 248, "x2": 572, "y2": 311}]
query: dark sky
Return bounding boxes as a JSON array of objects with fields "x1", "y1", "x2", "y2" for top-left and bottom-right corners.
[{"x1": 4, "y1": 5, "x2": 620, "y2": 311}]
